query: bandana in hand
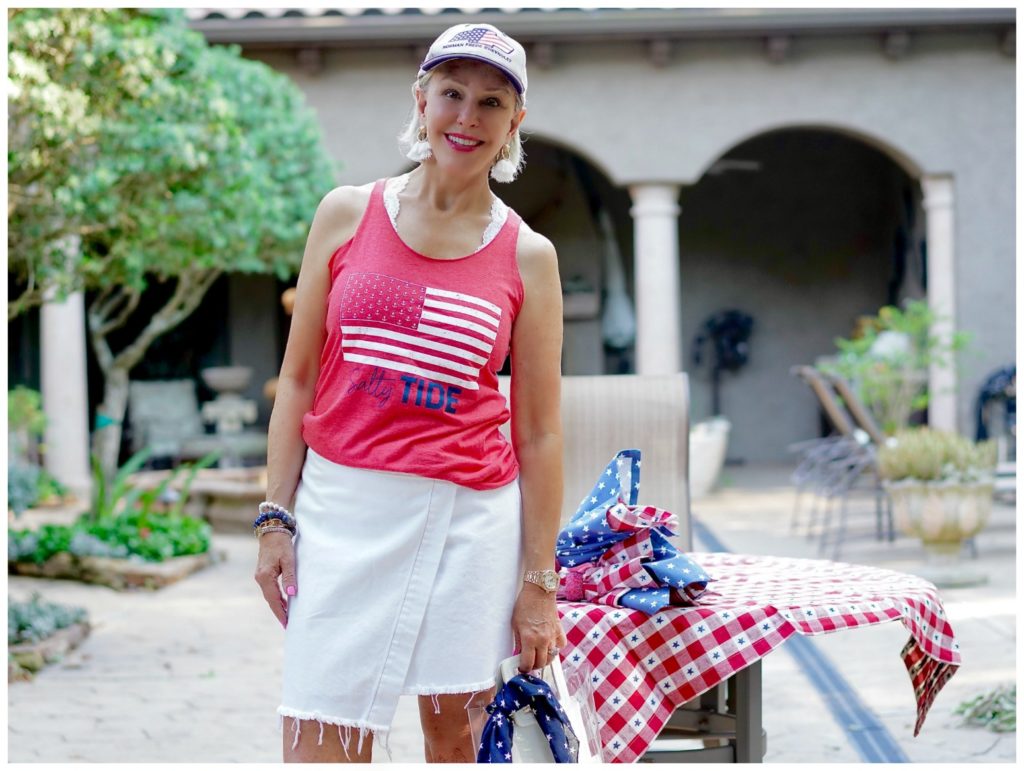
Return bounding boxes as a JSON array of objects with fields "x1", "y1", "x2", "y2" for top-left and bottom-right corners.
[
  {"x1": 476, "y1": 672, "x2": 579, "y2": 763},
  {"x1": 555, "y1": 449, "x2": 711, "y2": 612}
]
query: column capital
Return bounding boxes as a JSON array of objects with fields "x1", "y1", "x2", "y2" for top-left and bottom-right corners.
[
  {"x1": 628, "y1": 183, "x2": 682, "y2": 219},
  {"x1": 921, "y1": 174, "x2": 955, "y2": 210}
]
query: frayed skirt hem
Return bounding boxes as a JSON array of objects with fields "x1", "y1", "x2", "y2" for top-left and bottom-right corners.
[
  {"x1": 277, "y1": 706, "x2": 390, "y2": 757},
  {"x1": 402, "y1": 676, "x2": 496, "y2": 696}
]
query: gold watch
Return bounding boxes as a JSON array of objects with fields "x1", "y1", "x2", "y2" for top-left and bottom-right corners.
[{"x1": 523, "y1": 569, "x2": 559, "y2": 593}]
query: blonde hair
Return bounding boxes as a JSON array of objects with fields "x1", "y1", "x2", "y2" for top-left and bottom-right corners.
[{"x1": 397, "y1": 67, "x2": 526, "y2": 182}]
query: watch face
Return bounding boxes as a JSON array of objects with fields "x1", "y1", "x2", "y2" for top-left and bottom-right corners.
[{"x1": 543, "y1": 572, "x2": 558, "y2": 591}]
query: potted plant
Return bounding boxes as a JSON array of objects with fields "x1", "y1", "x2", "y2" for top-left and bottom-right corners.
[
  {"x1": 817, "y1": 300, "x2": 970, "y2": 435},
  {"x1": 878, "y1": 427, "x2": 997, "y2": 586}
]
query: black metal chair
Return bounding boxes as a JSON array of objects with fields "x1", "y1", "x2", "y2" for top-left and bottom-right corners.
[{"x1": 789, "y1": 366, "x2": 891, "y2": 559}]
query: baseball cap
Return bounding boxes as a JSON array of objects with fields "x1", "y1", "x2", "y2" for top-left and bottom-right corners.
[{"x1": 419, "y1": 23, "x2": 527, "y2": 96}]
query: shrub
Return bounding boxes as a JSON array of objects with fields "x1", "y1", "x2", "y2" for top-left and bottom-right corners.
[
  {"x1": 9, "y1": 592, "x2": 88, "y2": 645},
  {"x1": 877, "y1": 428, "x2": 997, "y2": 483},
  {"x1": 8, "y1": 511, "x2": 212, "y2": 564},
  {"x1": 7, "y1": 463, "x2": 40, "y2": 515},
  {"x1": 7, "y1": 464, "x2": 69, "y2": 516},
  {"x1": 35, "y1": 469, "x2": 68, "y2": 503}
]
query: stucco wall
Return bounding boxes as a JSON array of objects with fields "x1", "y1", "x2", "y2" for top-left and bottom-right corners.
[
  {"x1": 524, "y1": 32, "x2": 1016, "y2": 435},
  {"x1": 245, "y1": 28, "x2": 1014, "y2": 444}
]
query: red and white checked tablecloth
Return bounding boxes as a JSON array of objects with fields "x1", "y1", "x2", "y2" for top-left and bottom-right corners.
[{"x1": 558, "y1": 552, "x2": 961, "y2": 763}]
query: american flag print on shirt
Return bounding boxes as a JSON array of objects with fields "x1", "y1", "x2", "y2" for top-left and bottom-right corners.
[{"x1": 339, "y1": 272, "x2": 500, "y2": 391}]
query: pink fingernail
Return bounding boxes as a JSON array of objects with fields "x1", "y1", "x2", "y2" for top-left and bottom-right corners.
[{"x1": 286, "y1": 586, "x2": 297, "y2": 596}]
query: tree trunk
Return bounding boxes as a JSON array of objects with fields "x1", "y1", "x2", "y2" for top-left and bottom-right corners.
[
  {"x1": 87, "y1": 268, "x2": 222, "y2": 481},
  {"x1": 92, "y1": 368, "x2": 130, "y2": 479}
]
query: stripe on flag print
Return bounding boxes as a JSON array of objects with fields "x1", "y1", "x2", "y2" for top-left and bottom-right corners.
[{"x1": 338, "y1": 272, "x2": 501, "y2": 390}]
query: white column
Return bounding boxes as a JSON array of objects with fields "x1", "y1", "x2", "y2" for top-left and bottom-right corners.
[
  {"x1": 921, "y1": 174, "x2": 957, "y2": 432},
  {"x1": 628, "y1": 183, "x2": 682, "y2": 374},
  {"x1": 41, "y1": 291, "x2": 92, "y2": 498}
]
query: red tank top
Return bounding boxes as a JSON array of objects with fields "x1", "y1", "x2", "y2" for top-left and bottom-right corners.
[{"x1": 301, "y1": 179, "x2": 524, "y2": 490}]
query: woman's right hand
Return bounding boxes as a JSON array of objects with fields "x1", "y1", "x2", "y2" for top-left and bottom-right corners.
[{"x1": 255, "y1": 532, "x2": 297, "y2": 628}]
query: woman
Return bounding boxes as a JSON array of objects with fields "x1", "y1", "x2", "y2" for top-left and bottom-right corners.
[{"x1": 254, "y1": 23, "x2": 566, "y2": 763}]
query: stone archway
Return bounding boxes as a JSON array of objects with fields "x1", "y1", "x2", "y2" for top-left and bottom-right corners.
[{"x1": 680, "y1": 126, "x2": 930, "y2": 462}]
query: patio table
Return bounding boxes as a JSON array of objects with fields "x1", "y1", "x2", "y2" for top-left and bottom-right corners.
[{"x1": 558, "y1": 552, "x2": 961, "y2": 763}]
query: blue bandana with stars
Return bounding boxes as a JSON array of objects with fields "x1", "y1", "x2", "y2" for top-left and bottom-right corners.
[
  {"x1": 475, "y1": 672, "x2": 579, "y2": 763},
  {"x1": 555, "y1": 449, "x2": 710, "y2": 612}
]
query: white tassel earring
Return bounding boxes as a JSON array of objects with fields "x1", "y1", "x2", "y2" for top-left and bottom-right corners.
[
  {"x1": 407, "y1": 125, "x2": 432, "y2": 162},
  {"x1": 490, "y1": 142, "x2": 516, "y2": 183}
]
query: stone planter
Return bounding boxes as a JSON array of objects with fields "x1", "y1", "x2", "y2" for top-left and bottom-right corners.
[
  {"x1": 883, "y1": 478, "x2": 994, "y2": 587},
  {"x1": 200, "y1": 365, "x2": 253, "y2": 394},
  {"x1": 131, "y1": 467, "x2": 267, "y2": 533},
  {"x1": 9, "y1": 550, "x2": 223, "y2": 591},
  {"x1": 689, "y1": 417, "x2": 731, "y2": 499}
]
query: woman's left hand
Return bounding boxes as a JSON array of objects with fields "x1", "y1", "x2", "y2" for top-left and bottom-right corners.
[{"x1": 511, "y1": 584, "x2": 567, "y2": 673}]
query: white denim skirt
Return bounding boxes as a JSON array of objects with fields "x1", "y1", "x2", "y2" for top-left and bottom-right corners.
[{"x1": 278, "y1": 448, "x2": 522, "y2": 751}]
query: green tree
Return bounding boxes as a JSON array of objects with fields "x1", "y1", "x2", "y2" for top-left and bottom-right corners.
[
  {"x1": 817, "y1": 300, "x2": 970, "y2": 434},
  {"x1": 8, "y1": 9, "x2": 337, "y2": 477}
]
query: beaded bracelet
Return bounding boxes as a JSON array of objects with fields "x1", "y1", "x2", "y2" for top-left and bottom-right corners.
[
  {"x1": 255, "y1": 521, "x2": 296, "y2": 538},
  {"x1": 253, "y1": 511, "x2": 294, "y2": 528},
  {"x1": 253, "y1": 510, "x2": 297, "y2": 530},
  {"x1": 259, "y1": 501, "x2": 293, "y2": 517},
  {"x1": 256, "y1": 525, "x2": 294, "y2": 538},
  {"x1": 254, "y1": 499, "x2": 297, "y2": 537}
]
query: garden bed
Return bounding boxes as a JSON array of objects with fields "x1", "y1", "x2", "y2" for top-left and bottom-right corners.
[
  {"x1": 9, "y1": 621, "x2": 92, "y2": 680},
  {"x1": 9, "y1": 549, "x2": 224, "y2": 591},
  {"x1": 8, "y1": 593, "x2": 91, "y2": 682},
  {"x1": 9, "y1": 447, "x2": 225, "y2": 590}
]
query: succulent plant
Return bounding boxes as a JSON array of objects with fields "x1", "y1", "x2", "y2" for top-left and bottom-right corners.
[{"x1": 8, "y1": 592, "x2": 87, "y2": 645}]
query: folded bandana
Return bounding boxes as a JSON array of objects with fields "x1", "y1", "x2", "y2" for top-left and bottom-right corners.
[
  {"x1": 476, "y1": 672, "x2": 579, "y2": 763},
  {"x1": 555, "y1": 449, "x2": 710, "y2": 612}
]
